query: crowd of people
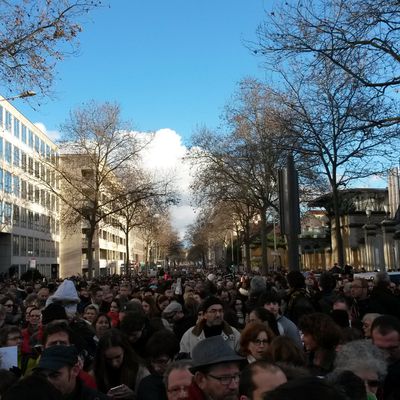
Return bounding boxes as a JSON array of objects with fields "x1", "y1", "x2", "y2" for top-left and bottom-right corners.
[{"x1": 0, "y1": 266, "x2": 399, "y2": 400}]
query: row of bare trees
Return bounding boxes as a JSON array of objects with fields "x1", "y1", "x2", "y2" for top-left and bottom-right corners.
[{"x1": 187, "y1": 0, "x2": 400, "y2": 272}]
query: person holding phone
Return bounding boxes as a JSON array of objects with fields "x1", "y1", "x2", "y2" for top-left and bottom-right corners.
[{"x1": 94, "y1": 329, "x2": 149, "y2": 399}]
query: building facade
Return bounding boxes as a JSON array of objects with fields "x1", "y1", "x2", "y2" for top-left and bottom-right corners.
[{"x1": 0, "y1": 96, "x2": 60, "y2": 278}]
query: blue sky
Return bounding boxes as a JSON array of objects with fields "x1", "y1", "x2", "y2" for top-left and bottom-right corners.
[{"x1": 15, "y1": 0, "x2": 271, "y2": 143}]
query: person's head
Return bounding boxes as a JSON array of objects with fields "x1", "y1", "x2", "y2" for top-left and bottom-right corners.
[
  {"x1": 239, "y1": 361, "x2": 287, "y2": 400},
  {"x1": 162, "y1": 301, "x2": 184, "y2": 323},
  {"x1": 94, "y1": 329, "x2": 140, "y2": 392},
  {"x1": 37, "y1": 287, "x2": 50, "y2": 302},
  {"x1": 89, "y1": 285, "x2": 103, "y2": 305},
  {"x1": 286, "y1": 271, "x2": 305, "y2": 290},
  {"x1": 119, "y1": 284, "x2": 132, "y2": 298},
  {"x1": 201, "y1": 296, "x2": 224, "y2": 327},
  {"x1": 299, "y1": 313, "x2": 342, "y2": 351},
  {"x1": 157, "y1": 295, "x2": 170, "y2": 312},
  {"x1": 326, "y1": 370, "x2": 367, "y2": 400},
  {"x1": 263, "y1": 376, "x2": 347, "y2": 400},
  {"x1": 240, "y1": 322, "x2": 275, "y2": 361},
  {"x1": 217, "y1": 288, "x2": 230, "y2": 304},
  {"x1": 28, "y1": 306, "x2": 42, "y2": 327},
  {"x1": 93, "y1": 313, "x2": 111, "y2": 338},
  {"x1": 332, "y1": 295, "x2": 351, "y2": 315},
  {"x1": 334, "y1": 339, "x2": 387, "y2": 395},
  {"x1": 118, "y1": 300, "x2": 144, "y2": 321},
  {"x1": 164, "y1": 360, "x2": 193, "y2": 400},
  {"x1": 362, "y1": 313, "x2": 381, "y2": 338},
  {"x1": 109, "y1": 299, "x2": 121, "y2": 313},
  {"x1": 41, "y1": 303, "x2": 68, "y2": 326},
  {"x1": 267, "y1": 336, "x2": 307, "y2": 367},
  {"x1": 36, "y1": 345, "x2": 80, "y2": 395},
  {"x1": 83, "y1": 304, "x2": 98, "y2": 323},
  {"x1": 350, "y1": 279, "x2": 369, "y2": 300},
  {"x1": 43, "y1": 321, "x2": 73, "y2": 348},
  {"x1": 145, "y1": 329, "x2": 180, "y2": 375},
  {"x1": 371, "y1": 315, "x2": 400, "y2": 362},
  {"x1": 190, "y1": 335, "x2": 245, "y2": 400},
  {"x1": 1, "y1": 296, "x2": 15, "y2": 313},
  {"x1": 0, "y1": 304, "x2": 6, "y2": 326},
  {"x1": 0, "y1": 325, "x2": 22, "y2": 347},
  {"x1": 248, "y1": 307, "x2": 280, "y2": 337},
  {"x1": 2, "y1": 372, "x2": 61, "y2": 400},
  {"x1": 318, "y1": 272, "x2": 337, "y2": 292},
  {"x1": 142, "y1": 295, "x2": 158, "y2": 317},
  {"x1": 0, "y1": 370, "x2": 19, "y2": 398},
  {"x1": 259, "y1": 292, "x2": 280, "y2": 318},
  {"x1": 119, "y1": 311, "x2": 146, "y2": 344}
]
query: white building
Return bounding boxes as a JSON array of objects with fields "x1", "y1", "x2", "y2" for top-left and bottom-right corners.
[{"x1": 0, "y1": 96, "x2": 60, "y2": 278}]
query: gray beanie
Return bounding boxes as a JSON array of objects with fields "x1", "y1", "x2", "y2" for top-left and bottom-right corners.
[{"x1": 250, "y1": 276, "x2": 266, "y2": 294}]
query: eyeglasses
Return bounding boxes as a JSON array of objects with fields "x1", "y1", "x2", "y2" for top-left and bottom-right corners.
[
  {"x1": 5, "y1": 303, "x2": 13, "y2": 307},
  {"x1": 207, "y1": 373, "x2": 240, "y2": 385},
  {"x1": 252, "y1": 339, "x2": 269, "y2": 346}
]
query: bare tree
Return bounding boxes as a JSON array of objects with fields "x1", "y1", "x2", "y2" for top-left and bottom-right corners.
[
  {"x1": 0, "y1": 0, "x2": 101, "y2": 97},
  {"x1": 39, "y1": 101, "x2": 153, "y2": 278}
]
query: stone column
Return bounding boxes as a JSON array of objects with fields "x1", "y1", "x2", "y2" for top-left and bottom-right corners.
[
  {"x1": 381, "y1": 220, "x2": 397, "y2": 271},
  {"x1": 363, "y1": 223, "x2": 377, "y2": 270}
]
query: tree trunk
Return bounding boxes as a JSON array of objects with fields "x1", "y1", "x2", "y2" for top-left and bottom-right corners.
[
  {"x1": 87, "y1": 226, "x2": 96, "y2": 279},
  {"x1": 125, "y1": 230, "x2": 130, "y2": 276},
  {"x1": 245, "y1": 219, "x2": 252, "y2": 272},
  {"x1": 332, "y1": 185, "x2": 345, "y2": 267},
  {"x1": 261, "y1": 208, "x2": 268, "y2": 275}
]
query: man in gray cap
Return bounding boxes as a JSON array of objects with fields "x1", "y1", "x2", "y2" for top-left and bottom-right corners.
[
  {"x1": 36, "y1": 345, "x2": 107, "y2": 399},
  {"x1": 180, "y1": 296, "x2": 240, "y2": 356},
  {"x1": 187, "y1": 335, "x2": 244, "y2": 400},
  {"x1": 163, "y1": 301, "x2": 195, "y2": 341}
]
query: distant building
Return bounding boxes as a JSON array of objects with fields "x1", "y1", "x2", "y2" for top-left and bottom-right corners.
[{"x1": 0, "y1": 96, "x2": 60, "y2": 277}]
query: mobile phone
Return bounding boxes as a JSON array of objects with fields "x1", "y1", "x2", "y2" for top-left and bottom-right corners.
[{"x1": 108, "y1": 384, "x2": 124, "y2": 394}]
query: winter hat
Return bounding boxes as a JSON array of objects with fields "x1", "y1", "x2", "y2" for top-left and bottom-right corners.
[
  {"x1": 41, "y1": 303, "x2": 68, "y2": 325},
  {"x1": 207, "y1": 273, "x2": 216, "y2": 282},
  {"x1": 200, "y1": 296, "x2": 223, "y2": 313},
  {"x1": 162, "y1": 301, "x2": 182, "y2": 317}
]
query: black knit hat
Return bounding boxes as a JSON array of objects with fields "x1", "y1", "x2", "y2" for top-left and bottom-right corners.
[
  {"x1": 200, "y1": 296, "x2": 223, "y2": 313},
  {"x1": 41, "y1": 303, "x2": 67, "y2": 325}
]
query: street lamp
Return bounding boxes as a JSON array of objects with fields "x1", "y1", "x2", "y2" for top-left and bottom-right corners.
[
  {"x1": 383, "y1": 204, "x2": 390, "y2": 219},
  {"x1": 0, "y1": 91, "x2": 36, "y2": 102}
]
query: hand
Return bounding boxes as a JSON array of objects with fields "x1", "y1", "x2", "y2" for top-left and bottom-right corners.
[{"x1": 107, "y1": 384, "x2": 135, "y2": 399}]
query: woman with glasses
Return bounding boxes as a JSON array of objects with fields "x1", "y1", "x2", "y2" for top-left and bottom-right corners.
[
  {"x1": 1, "y1": 296, "x2": 22, "y2": 325},
  {"x1": 240, "y1": 322, "x2": 275, "y2": 363},
  {"x1": 137, "y1": 329, "x2": 180, "y2": 400}
]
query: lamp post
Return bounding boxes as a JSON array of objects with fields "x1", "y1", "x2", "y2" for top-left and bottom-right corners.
[
  {"x1": 381, "y1": 204, "x2": 396, "y2": 271},
  {"x1": 0, "y1": 91, "x2": 36, "y2": 102},
  {"x1": 363, "y1": 208, "x2": 376, "y2": 271}
]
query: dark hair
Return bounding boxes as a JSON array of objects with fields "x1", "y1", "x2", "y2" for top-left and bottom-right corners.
[
  {"x1": 0, "y1": 370, "x2": 18, "y2": 396},
  {"x1": 327, "y1": 370, "x2": 366, "y2": 400},
  {"x1": 371, "y1": 315, "x2": 400, "y2": 336},
  {"x1": 0, "y1": 326, "x2": 20, "y2": 347},
  {"x1": 120, "y1": 311, "x2": 146, "y2": 333},
  {"x1": 240, "y1": 322, "x2": 275, "y2": 356},
  {"x1": 259, "y1": 292, "x2": 280, "y2": 306},
  {"x1": 42, "y1": 321, "x2": 73, "y2": 346},
  {"x1": 286, "y1": 271, "x2": 305, "y2": 290},
  {"x1": 142, "y1": 295, "x2": 159, "y2": 318},
  {"x1": 250, "y1": 307, "x2": 280, "y2": 336},
  {"x1": 319, "y1": 273, "x2": 337, "y2": 292},
  {"x1": 94, "y1": 329, "x2": 141, "y2": 392},
  {"x1": 92, "y1": 313, "x2": 111, "y2": 332},
  {"x1": 299, "y1": 313, "x2": 342, "y2": 349},
  {"x1": 2, "y1": 372, "x2": 62, "y2": 400},
  {"x1": 267, "y1": 336, "x2": 307, "y2": 367},
  {"x1": 239, "y1": 361, "x2": 284, "y2": 397},
  {"x1": 145, "y1": 329, "x2": 179, "y2": 360},
  {"x1": 264, "y1": 376, "x2": 347, "y2": 400}
]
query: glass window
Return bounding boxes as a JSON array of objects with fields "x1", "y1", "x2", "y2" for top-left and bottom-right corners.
[
  {"x1": 27, "y1": 237, "x2": 33, "y2": 256},
  {"x1": 34, "y1": 134, "x2": 40, "y2": 153},
  {"x1": 0, "y1": 167, "x2": 3, "y2": 191},
  {"x1": 5, "y1": 110, "x2": 12, "y2": 131},
  {"x1": 28, "y1": 184, "x2": 33, "y2": 201},
  {"x1": 0, "y1": 105, "x2": 3, "y2": 126},
  {"x1": 34, "y1": 238, "x2": 39, "y2": 256},
  {"x1": 46, "y1": 144, "x2": 50, "y2": 159},
  {"x1": 28, "y1": 211, "x2": 33, "y2": 229},
  {"x1": 40, "y1": 239, "x2": 46, "y2": 257},
  {"x1": 28, "y1": 157, "x2": 33, "y2": 174},
  {"x1": 21, "y1": 124, "x2": 27, "y2": 143},
  {"x1": 35, "y1": 161, "x2": 39, "y2": 178},
  {"x1": 13, "y1": 205, "x2": 19, "y2": 226},
  {"x1": 20, "y1": 236, "x2": 27, "y2": 256},
  {"x1": 21, "y1": 180, "x2": 27, "y2": 199},
  {"x1": 4, "y1": 202, "x2": 12, "y2": 224},
  {"x1": 20, "y1": 207, "x2": 27, "y2": 228},
  {"x1": 13, "y1": 146, "x2": 20, "y2": 167},
  {"x1": 13, "y1": 118, "x2": 20, "y2": 138},
  {"x1": 5, "y1": 141, "x2": 11, "y2": 164},
  {"x1": 5, "y1": 171, "x2": 12, "y2": 193},
  {"x1": 28, "y1": 130, "x2": 34, "y2": 148},
  {"x1": 0, "y1": 138, "x2": 3, "y2": 159},
  {"x1": 12, "y1": 235, "x2": 19, "y2": 256},
  {"x1": 13, "y1": 176, "x2": 19, "y2": 197},
  {"x1": 40, "y1": 140, "x2": 45, "y2": 156},
  {"x1": 41, "y1": 189, "x2": 45, "y2": 207},
  {"x1": 21, "y1": 152, "x2": 26, "y2": 172},
  {"x1": 35, "y1": 188, "x2": 39, "y2": 204}
]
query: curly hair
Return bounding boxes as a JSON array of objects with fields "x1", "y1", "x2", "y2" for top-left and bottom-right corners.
[
  {"x1": 267, "y1": 336, "x2": 307, "y2": 367},
  {"x1": 240, "y1": 322, "x2": 275, "y2": 356},
  {"x1": 299, "y1": 313, "x2": 342, "y2": 350},
  {"x1": 334, "y1": 340, "x2": 387, "y2": 380}
]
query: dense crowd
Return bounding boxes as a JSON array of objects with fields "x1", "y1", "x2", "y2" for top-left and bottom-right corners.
[{"x1": 0, "y1": 267, "x2": 399, "y2": 400}]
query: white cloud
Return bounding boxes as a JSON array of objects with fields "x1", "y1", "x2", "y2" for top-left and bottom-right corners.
[{"x1": 33, "y1": 122, "x2": 61, "y2": 142}]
